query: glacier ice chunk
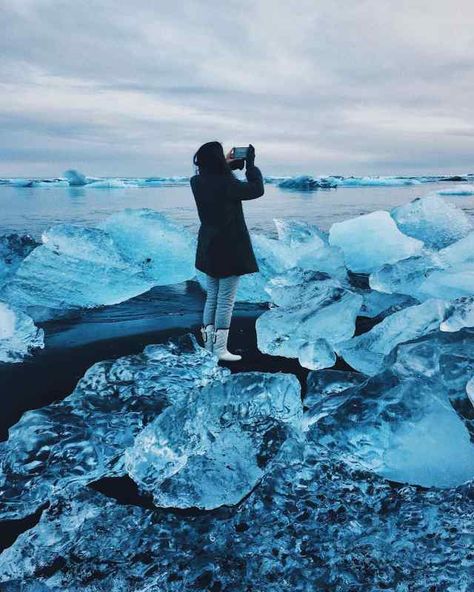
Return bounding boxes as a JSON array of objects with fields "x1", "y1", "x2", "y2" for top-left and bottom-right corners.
[
  {"x1": 0, "y1": 335, "x2": 228, "y2": 519},
  {"x1": 391, "y1": 195, "x2": 472, "y2": 249},
  {"x1": 125, "y1": 372, "x2": 302, "y2": 509},
  {"x1": 307, "y1": 373, "x2": 474, "y2": 488},
  {"x1": 1, "y1": 225, "x2": 151, "y2": 317},
  {"x1": 257, "y1": 275, "x2": 362, "y2": 369},
  {"x1": 329, "y1": 211, "x2": 423, "y2": 273},
  {"x1": 337, "y1": 299, "x2": 448, "y2": 375},
  {"x1": 230, "y1": 219, "x2": 346, "y2": 303},
  {"x1": 1, "y1": 210, "x2": 196, "y2": 319},
  {"x1": 467, "y1": 376, "x2": 474, "y2": 408},
  {"x1": 0, "y1": 233, "x2": 37, "y2": 286},
  {"x1": 440, "y1": 296, "x2": 474, "y2": 332},
  {"x1": 99, "y1": 209, "x2": 195, "y2": 285},
  {"x1": 0, "y1": 301, "x2": 44, "y2": 363}
]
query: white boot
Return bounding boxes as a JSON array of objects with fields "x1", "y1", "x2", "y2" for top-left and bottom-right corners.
[
  {"x1": 214, "y1": 329, "x2": 241, "y2": 362},
  {"x1": 200, "y1": 324, "x2": 215, "y2": 352}
]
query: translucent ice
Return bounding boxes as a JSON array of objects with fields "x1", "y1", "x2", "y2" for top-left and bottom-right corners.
[
  {"x1": 1, "y1": 225, "x2": 151, "y2": 317},
  {"x1": 441, "y1": 296, "x2": 474, "y2": 332},
  {"x1": 467, "y1": 377, "x2": 474, "y2": 408},
  {"x1": 391, "y1": 194, "x2": 472, "y2": 249},
  {"x1": 257, "y1": 275, "x2": 362, "y2": 369},
  {"x1": 0, "y1": 335, "x2": 228, "y2": 519},
  {"x1": 99, "y1": 209, "x2": 195, "y2": 285},
  {"x1": 231, "y1": 220, "x2": 346, "y2": 303},
  {"x1": 338, "y1": 299, "x2": 448, "y2": 375},
  {"x1": 0, "y1": 233, "x2": 37, "y2": 286},
  {"x1": 360, "y1": 290, "x2": 417, "y2": 318},
  {"x1": 1, "y1": 210, "x2": 195, "y2": 319},
  {"x1": 125, "y1": 372, "x2": 302, "y2": 509},
  {"x1": 329, "y1": 211, "x2": 423, "y2": 273},
  {"x1": 307, "y1": 373, "x2": 474, "y2": 488},
  {"x1": 0, "y1": 301, "x2": 44, "y2": 363},
  {"x1": 370, "y1": 231, "x2": 474, "y2": 301}
]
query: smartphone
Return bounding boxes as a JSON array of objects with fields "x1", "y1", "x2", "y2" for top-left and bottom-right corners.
[{"x1": 231, "y1": 146, "x2": 249, "y2": 159}]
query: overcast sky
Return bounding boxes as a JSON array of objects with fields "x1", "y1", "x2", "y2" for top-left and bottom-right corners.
[{"x1": 1, "y1": 0, "x2": 473, "y2": 176}]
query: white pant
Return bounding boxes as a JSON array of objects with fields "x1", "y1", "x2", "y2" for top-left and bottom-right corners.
[{"x1": 203, "y1": 275, "x2": 240, "y2": 330}]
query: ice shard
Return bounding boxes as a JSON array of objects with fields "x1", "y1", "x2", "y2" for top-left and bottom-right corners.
[
  {"x1": 126, "y1": 372, "x2": 302, "y2": 509},
  {"x1": 391, "y1": 194, "x2": 472, "y2": 249},
  {"x1": 0, "y1": 301, "x2": 44, "y2": 363},
  {"x1": 337, "y1": 299, "x2": 448, "y2": 375},
  {"x1": 329, "y1": 211, "x2": 423, "y2": 273}
]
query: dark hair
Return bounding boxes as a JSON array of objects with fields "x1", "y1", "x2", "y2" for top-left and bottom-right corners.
[{"x1": 193, "y1": 141, "x2": 233, "y2": 176}]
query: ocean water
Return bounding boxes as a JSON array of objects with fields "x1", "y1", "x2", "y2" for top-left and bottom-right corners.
[{"x1": 1, "y1": 180, "x2": 474, "y2": 237}]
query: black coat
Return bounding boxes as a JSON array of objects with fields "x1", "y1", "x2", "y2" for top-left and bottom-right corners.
[{"x1": 191, "y1": 165, "x2": 264, "y2": 278}]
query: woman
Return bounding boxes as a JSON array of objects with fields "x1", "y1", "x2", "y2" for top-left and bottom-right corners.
[{"x1": 191, "y1": 141, "x2": 264, "y2": 361}]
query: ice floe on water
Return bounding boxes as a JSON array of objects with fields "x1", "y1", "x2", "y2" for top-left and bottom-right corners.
[
  {"x1": 2, "y1": 170, "x2": 473, "y2": 190},
  {"x1": 437, "y1": 183, "x2": 474, "y2": 196}
]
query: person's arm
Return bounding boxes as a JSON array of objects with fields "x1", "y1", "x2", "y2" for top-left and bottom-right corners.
[{"x1": 227, "y1": 145, "x2": 264, "y2": 201}]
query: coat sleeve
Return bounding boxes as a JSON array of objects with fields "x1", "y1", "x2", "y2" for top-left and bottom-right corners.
[{"x1": 227, "y1": 166, "x2": 265, "y2": 201}]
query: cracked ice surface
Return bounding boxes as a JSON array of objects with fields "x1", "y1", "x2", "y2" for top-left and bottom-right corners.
[
  {"x1": 0, "y1": 301, "x2": 44, "y2": 363},
  {"x1": 0, "y1": 335, "x2": 228, "y2": 520},
  {"x1": 125, "y1": 372, "x2": 302, "y2": 509}
]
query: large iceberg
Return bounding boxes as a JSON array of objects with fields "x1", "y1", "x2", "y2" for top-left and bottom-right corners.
[
  {"x1": 0, "y1": 210, "x2": 195, "y2": 319},
  {"x1": 329, "y1": 211, "x2": 423, "y2": 274},
  {"x1": 391, "y1": 194, "x2": 472, "y2": 249},
  {"x1": 125, "y1": 372, "x2": 302, "y2": 509},
  {"x1": 0, "y1": 301, "x2": 44, "y2": 363},
  {"x1": 306, "y1": 372, "x2": 474, "y2": 488},
  {"x1": 337, "y1": 299, "x2": 448, "y2": 375},
  {"x1": 257, "y1": 270, "x2": 362, "y2": 369}
]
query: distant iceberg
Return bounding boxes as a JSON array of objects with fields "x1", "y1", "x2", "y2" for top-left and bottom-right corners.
[{"x1": 437, "y1": 184, "x2": 474, "y2": 196}]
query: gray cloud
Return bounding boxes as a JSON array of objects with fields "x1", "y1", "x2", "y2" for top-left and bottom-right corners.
[{"x1": 0, "y1": 0, "x2": 473, "y2": 176}]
